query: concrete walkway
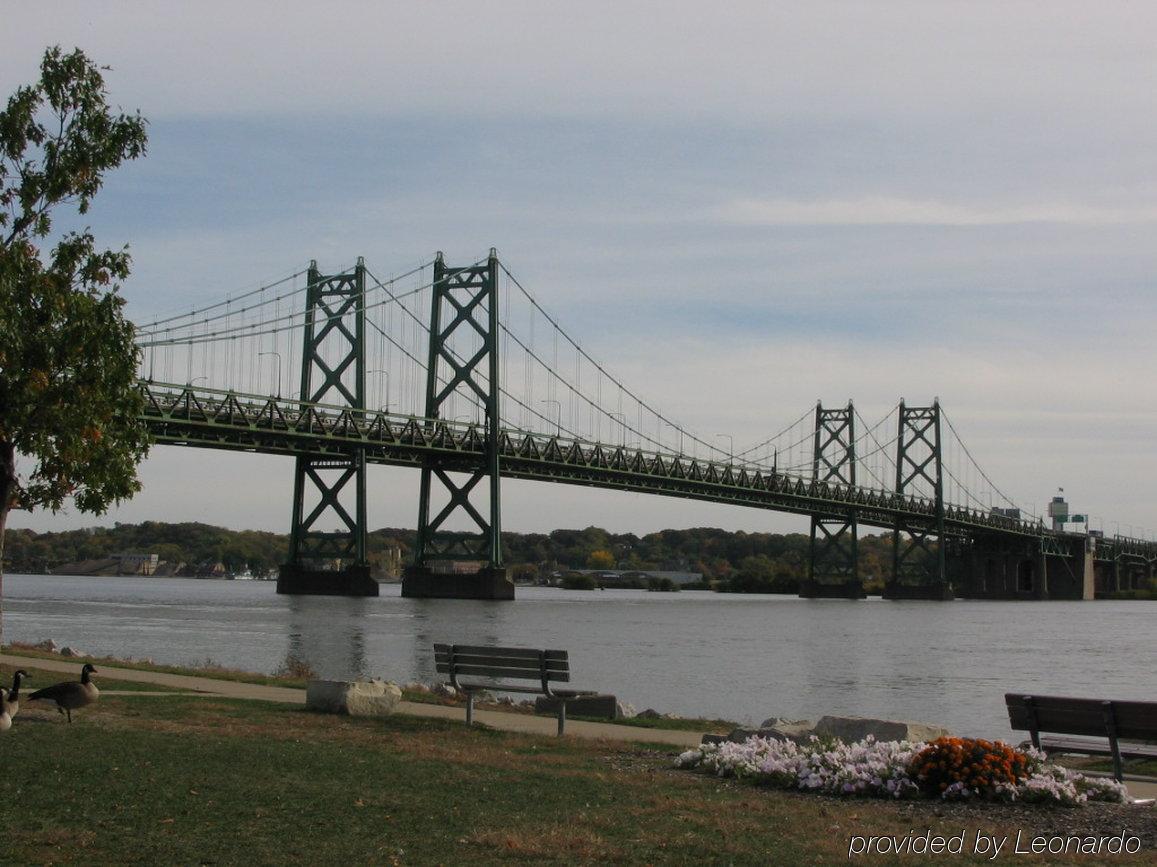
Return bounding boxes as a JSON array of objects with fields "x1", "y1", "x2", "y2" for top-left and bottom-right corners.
[
  {"x1": 6, "y1": 652, "x2": 1152, "y2": 802},
  {"x1": 1, "y1": 653, "x2": 703, "y2": 747}
]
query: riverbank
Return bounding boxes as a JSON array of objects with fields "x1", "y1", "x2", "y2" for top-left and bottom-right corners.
[{"x1": 2, "y1": 654, "x2": 1154, "y2": 864}]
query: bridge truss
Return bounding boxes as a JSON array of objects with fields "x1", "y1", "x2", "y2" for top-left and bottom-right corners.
[{"x1": 134, "y1": 250, "x2": 1157, "y2": 599}]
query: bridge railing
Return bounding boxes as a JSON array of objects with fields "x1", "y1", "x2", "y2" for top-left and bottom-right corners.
[{"x1": 138, "y1": 380, "x2": 1135, "y2": 549}]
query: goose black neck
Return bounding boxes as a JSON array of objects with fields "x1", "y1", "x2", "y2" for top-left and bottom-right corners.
[
  {"x1": 81, "y1": 668, "x2": 91, "y2": 685},
  {"x1": 10, "y1": 673, "x2": 21, "y2": 698}
]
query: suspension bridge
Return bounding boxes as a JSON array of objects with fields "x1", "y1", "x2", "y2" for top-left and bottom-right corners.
[{"x1": 134, "y1": 250, "x2": 1156, "y2": 600}]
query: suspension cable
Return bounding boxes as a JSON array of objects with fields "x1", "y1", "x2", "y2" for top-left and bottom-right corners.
[
  {"x1": 499, "y1": 261, "x2": 733, "y2": 461},
  {"x1": 140, "y1": 268, "x2": 309, "y2": 330}
]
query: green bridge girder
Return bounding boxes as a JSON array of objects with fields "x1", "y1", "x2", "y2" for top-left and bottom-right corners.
[{"x1": 135, "y1": 380, "x2": 1155, "y2": 564}]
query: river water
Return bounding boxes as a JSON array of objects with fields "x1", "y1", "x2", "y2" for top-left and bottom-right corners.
[{"x1": 4, "y1": 574, "x2": 1153, "y2": 738}]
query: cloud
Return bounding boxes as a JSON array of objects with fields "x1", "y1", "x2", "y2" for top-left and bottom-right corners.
[
  {"x1": 6, "y1": 2, "x2": 1157, "y2": 126},
  {"x1": 714, "y1": 197, "x2": 1157, "y2": 227}
]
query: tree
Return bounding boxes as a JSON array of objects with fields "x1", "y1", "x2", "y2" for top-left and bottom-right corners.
[
  {"x1": 0, "y1": 47, "x2": 149, "y2": 641},
  {"x1": 585, "y1": 549, "x2": 615, "y2": 570}
]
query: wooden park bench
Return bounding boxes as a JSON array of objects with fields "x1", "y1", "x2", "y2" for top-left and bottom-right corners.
[
  {"x1": 435, "y1": 643, "x2": 597, "y2": 735},
  {"x1": 1005, "y1": 693, "x2": 1157, "y2": 782}
]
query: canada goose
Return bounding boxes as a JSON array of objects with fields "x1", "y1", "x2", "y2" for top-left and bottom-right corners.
[
  {"x1": 0, "y1": 708, "x2": 9, "y2": 733},
  {"x1": 1, "y1": 670, "x2": 29, "y2": 719},
  {"x1": 28, "y1": 663, "x2": 99, "y2": 722}
]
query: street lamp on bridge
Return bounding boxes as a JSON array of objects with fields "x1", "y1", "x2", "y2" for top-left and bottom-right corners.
[
  {"x1": 716, "y1": 433, "x2": 734, "y2": 466},
  {"x1": 258, "y1": 351, "x2": 282, "y2": 398},
  {"x1": 368, "y1": 369, "x2": 389, "y2": 413},
  {"x1": 540, "y1": 399, "x2": 561, "y2": 437},
  {"x1": 608, "y1": 411, "x2": 626, "y2": 447}
]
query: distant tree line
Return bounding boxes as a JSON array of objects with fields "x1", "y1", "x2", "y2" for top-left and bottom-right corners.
[{"x1": 3, "y1": 521, "x2": 901, "y2": 592}]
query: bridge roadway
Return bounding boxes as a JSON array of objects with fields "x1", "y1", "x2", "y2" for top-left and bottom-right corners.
[{"x1": 139, "y1": 381, "x2": 1155, "y2": 565}]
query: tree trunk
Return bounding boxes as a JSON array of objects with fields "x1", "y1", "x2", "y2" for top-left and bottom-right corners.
[{"x1": 0, "y1": 440, "x2": 15, "y2": 647}]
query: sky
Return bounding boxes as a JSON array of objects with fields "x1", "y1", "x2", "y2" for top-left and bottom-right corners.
[{"x1": 5, "y1": 2, "x2": 1157, "y2": 539}]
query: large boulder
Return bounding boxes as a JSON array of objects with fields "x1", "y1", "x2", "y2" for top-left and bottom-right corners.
[
  {"x1": 535, "y1": 694, "x2": 621, "y2": 719},
  {"x1": 813, "y1": 715, "x2": 951, "y2": 744},
  {"x1": 306, "y1": 679, "x2": 402, "y2": 717},
  {"x1": 703, "y1": 715, "x2": 950, "y2": 747}
]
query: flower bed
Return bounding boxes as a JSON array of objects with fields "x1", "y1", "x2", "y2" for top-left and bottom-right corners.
[{"x1": 676, "y1": 735, "x2": 1128, "y2": 806}]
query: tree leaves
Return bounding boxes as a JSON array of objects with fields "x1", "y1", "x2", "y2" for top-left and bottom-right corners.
[
  {"x1": 1, "y1": 46, "x2": 146, "y2": 243},
  {"x1": 0, "y1": 46, "x2": 150, "y2": 520}
]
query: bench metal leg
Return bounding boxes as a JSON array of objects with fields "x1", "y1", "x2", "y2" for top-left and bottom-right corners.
[
  {"x1": 466, "y1": 691, "x2": 474, "y2": 726},
  {"x1": 1023, "y1": 696, "x2": 1041, "y2": 750},
  {"x1": 1102, "y1": 701, "x2": 1124, "y2": 782},
  {"x1": 558, "y1": 699, "x2": 566, "y2": 736}
]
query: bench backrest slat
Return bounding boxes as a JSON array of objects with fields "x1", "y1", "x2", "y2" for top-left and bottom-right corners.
[
  {"x1": 434, "y1": 644, "x2": 571, "y2": 683},
  {"x1": 439, "y1": 644, "x2": 567, "y2": 662},
  {"x1": 435, "y1": 649, "x2": 568, "y2": 669},
  {"x1": 1005, "y1": 694, "x2": 1157, "y2": 741},
  {"x1": 436, "y1": 663, "x2": 570, "y2": 682}
]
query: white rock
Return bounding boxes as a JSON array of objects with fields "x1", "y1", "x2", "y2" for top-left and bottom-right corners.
[
  {"x1": 59, "y1": 646, "x2": 87, "y2": 658},
  {"x1": 757, "y1": 718, "x2": 816, "y2": 740},
  {"x1": 306, "y1": 679, "x2": 402, "y2": 717},
  {"x1": 760, "y1": 716, "x2": 811, "y2": 729},
  {"x1": 34, "y1": 639, "x2": 58, "y2": 653},
  {"x1": 617, "y1": 701, "x2": 637, "y2": 719},
  {"x1": 432, "y1": 682, "x2": 458, "y2": 698}
]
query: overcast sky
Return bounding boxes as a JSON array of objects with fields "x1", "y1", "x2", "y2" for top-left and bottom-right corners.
[{"x1": 6, "y1": 2, "x2": 1156, "y2": 538}]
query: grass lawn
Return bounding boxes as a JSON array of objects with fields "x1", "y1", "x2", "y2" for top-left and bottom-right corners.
[{"x1": 5, "y1": 691, "x2": 1150, "y2": 865}]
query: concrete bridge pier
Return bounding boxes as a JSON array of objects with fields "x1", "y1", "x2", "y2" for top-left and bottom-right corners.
[
  {"x1": 277, "y1": 563, "x2": 380, "y2": 596},
  {"x1": 954, "y1": 536, "x2": 1094, "y2": 600},
  {"x1": 1034, "y1": 549, "x2": 1050, "y2": 600},
  {"x1": 1095, "y1": 558, "x2": 1121, "y2": 595},
  {"x1": 798, "y1": 579, "x2": 866, "y2": 600},
  {"x1": 953, "y1": 541, "x2": 1008, "y2": 598},
  {"x1": 1117, "y1": 558, "x2": 1153, "y2": 594},
  {"x1": 401, "y1": 566, "x2": 514, "y2": 600},
  {"x1": 1102, "y1": 557, "x2": 1154, "y2": 595},
  {"x1": 1028, "y1": 542, "x2": 1097, "y2": 600},
  {"x1": 881, "y1": 577, "x2": 954, "y2": 600}
]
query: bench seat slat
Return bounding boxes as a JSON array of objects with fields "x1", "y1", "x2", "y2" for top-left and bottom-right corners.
[{"x1": 1038, "y1": 736, "x2": 1157, "y2": 759}]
